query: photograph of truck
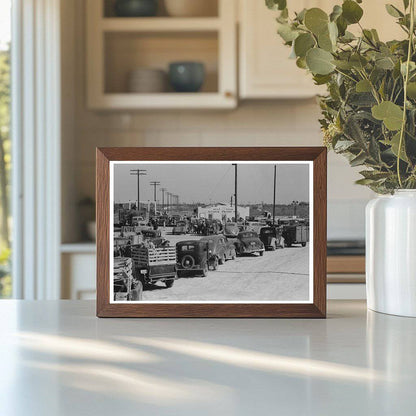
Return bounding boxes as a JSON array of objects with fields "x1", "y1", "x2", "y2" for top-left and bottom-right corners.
[{"x1": 111, "y1": 162, "x2": 311, "y2": 302}]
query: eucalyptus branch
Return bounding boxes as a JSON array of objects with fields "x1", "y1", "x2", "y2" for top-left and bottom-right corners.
[
  {"x1": 334, "y1": 68, "x2": 358, "y2": 83},
  {"x1": 358, "y1": 69, "x2": 381, "y2": 104},
  {"x1": 397, "y1": 0, "x2": 415, "y2": 188},
  {"x1": 267, "y1": 0, "x2": 416, "y2": 193}
]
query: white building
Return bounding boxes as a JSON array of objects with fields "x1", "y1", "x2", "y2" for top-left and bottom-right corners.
[{"x1": 198, "y1": 204, "x2": 250, "y2": 222}]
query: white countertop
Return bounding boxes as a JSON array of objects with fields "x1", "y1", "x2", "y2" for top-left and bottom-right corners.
[{"x1": 0, "y1": 300, "x2": 415, "y2": 416}]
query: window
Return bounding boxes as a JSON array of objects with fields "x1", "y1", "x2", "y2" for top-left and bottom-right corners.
[{"x1": 0, "y1": 0, "x2": 11, "y2": 298}]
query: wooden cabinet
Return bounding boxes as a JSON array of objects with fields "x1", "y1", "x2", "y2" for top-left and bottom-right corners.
[
  {"x1": 238, "y1": 0, "x2": 403, "y2": 99},
  {"x1": 239, "y1": 0, "x2": 324, "y2": 99},
  {"x1": 86, "y1": 0, "x2": 237, "y2": 109}
]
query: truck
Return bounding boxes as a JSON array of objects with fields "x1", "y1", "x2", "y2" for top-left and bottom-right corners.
[
  {"x1": 131, "y1": 245, "x2": 177, "y2": 288},
  {"x1": 282, "y1": 225, "x2": 309, "y2": 247},
  {"x1": 113, "y1": 257, "x2": 143, "y2": 301}
]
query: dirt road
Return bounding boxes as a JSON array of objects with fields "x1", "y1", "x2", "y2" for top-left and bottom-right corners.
[{"x1": 142, "y1": 228, "x2": 310, "y2": 302}]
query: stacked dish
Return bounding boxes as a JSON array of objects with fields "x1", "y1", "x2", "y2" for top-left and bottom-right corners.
[{"x1": 127, "y1": 68, "x2": 167, "y2": 93}]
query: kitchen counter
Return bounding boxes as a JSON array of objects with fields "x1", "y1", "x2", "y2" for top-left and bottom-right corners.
[{"x1": 0, "y1": 300, "x2": 415, "y2": 415}]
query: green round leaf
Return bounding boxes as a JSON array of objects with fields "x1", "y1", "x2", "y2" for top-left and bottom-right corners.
[
  {"x1": 294, "y1": 33, "x2": 315, "y2": 57},
  {"x1": 371, "y1": 101, "x2": 403, "y2": 131},
  {"x1": 330, "y1": 5, "x2": 343, "y2": 22},
  {"x1": 277, "y1": 23, "x2": 299, "y2": 42},
  {"x1": 382, "y1": 133, "x2": 409, "y2": 162},
  {"x1": 385, "y1": 4, "x2": 403, "y2": 18},
  {"x1": 342, "y1": 0, "x2": 363, "y2": 24},
  {"x1": 375, "y1": 56, "x2": 395, "y2": 70},
  {"x1": 306, "y1": 48, "x2": 335, "y2": 75},
  {"x1": 318, "y1": 32, "x2": 333, "y2": 52},
  {"x1": 266, "y1": 0, "x2": 287, "y2": 11},
  {"x1": 304, "y1": 8, "x2": 329, "y2": 35},
  {"x1": 336, "y1": 15, "x2": 348, "y2": 36},
  {"x1": 356, "y1": 79, "x2": 372, "y2": 92},
  {"x1": 407, "y1": 82, "x2": 416, "y2": 99},
  {"x1": 296, "y1": 57, "x2": 307, "y2": 69}
]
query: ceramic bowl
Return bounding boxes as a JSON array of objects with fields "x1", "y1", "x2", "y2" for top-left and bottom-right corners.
[
  {"x1": 168, "y1": 62, "x2": 205, "y2": 93},
  {"x1": 114, "y1": 0, "x2": 158, "y2": 17}
]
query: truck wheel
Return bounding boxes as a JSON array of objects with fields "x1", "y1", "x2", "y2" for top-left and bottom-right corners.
[
  {"x1": 301, "y1": 242, "x2": 306, "y2": 247},
  {"x1": 165, "y1": 279, "x2": 174, "y2": 288}
]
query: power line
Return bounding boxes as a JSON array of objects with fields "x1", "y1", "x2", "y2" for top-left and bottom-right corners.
[
  {"x1": 150, "y1": 181, "x2": 160, "y2": 202},
  {"x1": 130, "y1": 169, "x2": 147, "y2": 211}
]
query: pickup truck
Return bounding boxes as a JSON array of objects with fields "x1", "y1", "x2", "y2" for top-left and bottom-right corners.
[
  {"x1": 131, "y1": 245, "x2": 177, "y2": 288},
  {"x1": 113, "y1": 257, "x2": 143, "y2": 301}
]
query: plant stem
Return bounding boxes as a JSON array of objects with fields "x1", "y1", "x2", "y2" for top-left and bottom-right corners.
[
  {"x1": 397, "y1": 0, "x2": 415, "y2": 188},
  {"x1": 334, "y1": 68, "x2": 357, "y2": 83}
]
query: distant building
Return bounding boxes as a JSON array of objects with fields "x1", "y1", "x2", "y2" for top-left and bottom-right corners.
[{"x1": 197, "y1": 204, "x2": 250, "y2": 222}]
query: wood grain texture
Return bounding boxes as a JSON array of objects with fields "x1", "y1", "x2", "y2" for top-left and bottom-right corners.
[
  {"x1": 96, "y1": 147, "x2": 327, "y2": 318},
  {"x1": 327, "y1": 256, "x2": 365, "y2": 274}
]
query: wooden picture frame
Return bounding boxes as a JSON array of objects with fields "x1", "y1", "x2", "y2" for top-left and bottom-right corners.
[{"x1": 97, "y1": 147, "x2": 327, "y2": 318}]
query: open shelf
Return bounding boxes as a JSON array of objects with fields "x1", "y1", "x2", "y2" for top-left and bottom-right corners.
[
  {"x1": 103, "y1": 0, "x2": 219, "y2": 18},
  {"x1": 91, "y1": 92, "x2": 235, "y2": 109},
  {"x1": 101, "y1": 17, "x2": 221, "y2": 32},
  {"x1": 86, "y1": 0, "x2": 236, "y2": 109},
  {"x1": 104, "y1": 31, "x2": 219, "y2": 94}
]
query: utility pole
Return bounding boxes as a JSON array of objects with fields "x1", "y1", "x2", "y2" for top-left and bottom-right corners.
[
  {"x1": 232, "y1": 163, "x2": 237, "y2": 222},
  {"x1": 150, "y1": 181, "x2": 160, "y2": 216},
  {"x1": 273, "y1": 165, "x2": 277, "y2": 226},
  {"x1": 150, "y1": 181, "x2": 160, "y2": 202},
  {"x1": 161, "y1": 188, "x2": 167, "y2": 212},
  {"x1": 130, "y1": 169, "x2": 147, "y2": 213},
  {"x1": 292, "y1": 200, "x2": 299, "y2": 217},
  {"x1": 167, "y1": 192, "x2": 171, "y2": 213}
]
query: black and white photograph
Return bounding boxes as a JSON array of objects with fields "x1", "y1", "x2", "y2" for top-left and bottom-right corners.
[{"x1": 110, "y1": 161, "x2": 313, "y2": 303}]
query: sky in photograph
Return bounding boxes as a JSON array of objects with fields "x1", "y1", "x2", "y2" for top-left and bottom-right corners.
[
  {"x1": 114, "y1": 163, "x2": 310, "y2": 205},
  {"x1": 0, "y1": 0, "x2": 11, "y2": 50}
]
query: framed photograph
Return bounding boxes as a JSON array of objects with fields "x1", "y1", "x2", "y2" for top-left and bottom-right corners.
[{"x1": 96, "y1": 147, "x2": 327, "y2": 318}]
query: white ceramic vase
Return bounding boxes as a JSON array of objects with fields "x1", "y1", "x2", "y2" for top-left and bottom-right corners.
[{"x1": 366, "y1": 190, "x2": 416, "y2": 317}]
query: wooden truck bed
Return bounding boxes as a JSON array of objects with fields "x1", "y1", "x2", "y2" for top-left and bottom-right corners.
[{"x1": 131, "y1": 246, "x2": 177, "y2": 266}]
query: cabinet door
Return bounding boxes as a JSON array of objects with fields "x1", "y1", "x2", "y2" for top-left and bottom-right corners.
[
  {"x1": 239, "y1": 0, "x2": 321, "y2": 99},
  {"x1": 239, "y1": 0, "x2": 405, "y2": 99}
]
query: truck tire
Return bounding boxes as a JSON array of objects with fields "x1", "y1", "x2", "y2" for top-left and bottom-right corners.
[
  {"x1": 165, "y1": 279, "x2": 174, "y2": 288},
  {"x1": 301, "y1": 242, "x2": 306, "y2": 247},
  {"x1": 181, "y1": 255, "x2": 195, "y2": 269}
]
